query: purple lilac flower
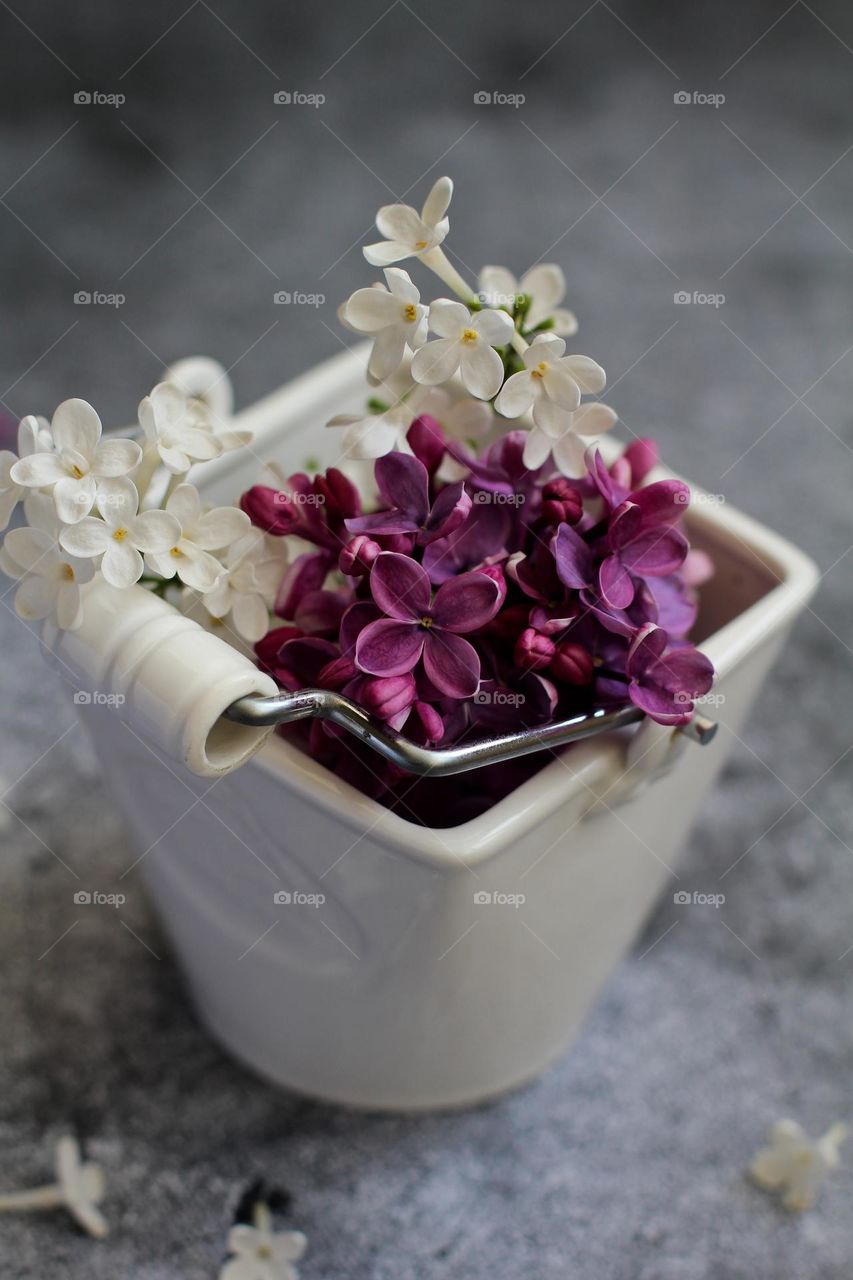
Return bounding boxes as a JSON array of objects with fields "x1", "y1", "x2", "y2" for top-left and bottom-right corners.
[
  {"x1": 356, "y1": 552, "x2": 502, "y2": 698},
  {"x1": 345, "y1": 452, "x2": 470, "y2": 546},
  {"x1": 626, "y1": 624, "x2": 714, "y2": 724}
]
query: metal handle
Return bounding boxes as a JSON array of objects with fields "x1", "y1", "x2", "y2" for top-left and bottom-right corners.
[{"x1": 224, "y1": 689, "x2": 717, "y2": 778}]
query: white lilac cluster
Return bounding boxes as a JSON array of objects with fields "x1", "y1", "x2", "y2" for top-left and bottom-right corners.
[
  {"x1": 328, "y1": 175, "x2": 617, "y2": 473},
  {"x1": 0, "y1": 359, "x2": 281, "y2": 641}
]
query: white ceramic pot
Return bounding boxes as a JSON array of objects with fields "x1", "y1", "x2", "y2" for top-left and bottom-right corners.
[{"x1": 59, "y1": 347, "x2": 818, "y2": 1110}]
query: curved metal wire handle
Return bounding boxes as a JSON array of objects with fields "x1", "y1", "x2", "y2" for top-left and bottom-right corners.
[{"x1": 224, "y1": 689, "x2": 717, "y2": 778}]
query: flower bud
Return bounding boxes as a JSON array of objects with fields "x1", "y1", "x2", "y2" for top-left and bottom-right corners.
[
  {"x1": 476, "y1": 563, "x2": 508, "y2": 608},
  {"x1": 360, "y1": 673, "x2": 417, "y2": 721},
  {"x1": 407, "y1": 414, "x2": 445, "y2": 473},
  {"x1": 318, "y1": 654, "x2": 358, "y2": 690},
  {"x1": 550, "y1": 641, "x2": 594, "y2": 685},
  {"x1": 514, "y1": 627, "x2": 555, "y2": 672},
  {"x1": 240, "y1": 485, "x2": 299, "y2": 535},
  {"x1": 541, "y1": 477, "x2": 583, "y2": 527},
  {"x1": 489, "y1": 602, "x2": 531, "y2": 646},
  {"x1": 339, "y1": 534, "x2": 381, "y2": 577},
  {"x1": 313, "y1": 467, "x2": 360, "y2": 520}
]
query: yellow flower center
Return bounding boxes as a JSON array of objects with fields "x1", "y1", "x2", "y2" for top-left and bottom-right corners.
[
  {"x1": 461, "y1": 328, "x2": 478, "y2": 345},
  {"x1": 70, "y1": 464, "x2": 85, "y2": 479},
  {"x1": 403, "y1": 303, "x2": 417, "y2": 322},
  {"x1": 420, "y1": 615, "x2": 434, "y2": 629},
  {"x1": 61, "y1": 563, "x2": 75, "y2": 581},
  {"x1": 112, "y1": 527, "x2": 128, "y2": 542},
  {"x1": 257, "y1": 1245, "x2": 273, "y2": 1259},
  {"x1": 414, "y1": 239, "x2": 428, "y2": 250},
  {"x1": 530, "y1": 362, "x2": 548, "y2": 380},
  {"x1": 169, "y1": 546, "x2": 183, "y2": 558}
]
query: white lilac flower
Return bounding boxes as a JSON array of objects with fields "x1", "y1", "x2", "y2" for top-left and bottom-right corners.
[
  {"x1": 0, "y1": 1135, "x2": 108, "y2": 1238},
  {"x1": 523, "y1": 402, "x2": 618, "y2": 477},
  {"x1": 164, "y1": 358, "x2": 253, "y2": 454},
  {"x1": 410, "y1": 300, "x2": 514, "y2": 400},
  {"x1": 199, "y1": 529, "x2": 283, "y2": 643},
  {"x1": 326, "y1": 383, "x2": 413, "y2": 460},
  {"x1": 479, "y1": 263, "x2": 578, "y2": 335},
  {"x1": 495, "y1": 334, "x2": 607, "y2": 429},
  {"x1": 138, "y1": 382, "x2": 224, "y2": 474},
  {"x1": 220, "y1": 1206, "x2": 306, "y2": 1280},
  {"x1": 750, "y1": 1120, "x2": 847, "y2": 1211},
  {"x1": 0, "y1": 415, "x2": 51, "y2": 530},
  {"x1": 58, "y1": 477, "x2": 180, "y2": 590},
  {"x1": 144, "y1": 482, "x2": 249, "y2": 592},
  {"x1": 10, "y1": 400, "x2": 142, "y2": 524},
  {"x1": 363, "y1": 176, "x2": 453, "y2": 266},
  {"x1": 1, "y1": 521, "x2": 95, "y2": 630},
  {"x1": 344, "y1": 268, "x2": 427, "y2": 382}
]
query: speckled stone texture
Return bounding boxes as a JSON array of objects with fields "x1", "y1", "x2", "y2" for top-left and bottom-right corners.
[{"x1": 1, "y1": 0, "x2": 852, "y2": 1275}]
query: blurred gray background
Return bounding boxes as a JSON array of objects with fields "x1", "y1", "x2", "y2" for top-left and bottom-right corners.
[{"x1": 2, "y1": 0, "x2": 853, "y2": 1276}]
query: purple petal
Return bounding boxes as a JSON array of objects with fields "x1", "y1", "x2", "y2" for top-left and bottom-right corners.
[
  {"x1": 629, "y1": 479, "x2": 690, "y2": 527},
  {"x1": 623, "y1": 438, "x2": 659, "y2": 486},
  {"x1": 369, "y1": 551, "x2": 430, "y2": 621},
  {"x1": 279, "y1": 637, "x2": 340, "y2": 686},
  {"x1": 346, "y1": 510, "x2": 420, "y2": 537},
  {"x1": 420, "y1": 481, "x2": 472, "y2": 545},
  {"x1": 355, "y1": 618, "x2": 424, "y2": 678},
  {"x1": 653, "y1": 646, "x2": 714, "y2": 697},
  {"x1": 274, "y1": 550, "x2": 332, "y2": 620},
  {"x1": 607, "y1": 501, "x2": 642, "y2": 552},
  {"x1": 339, "y1": 600, "x2": 382, "y2": 655},
  {"x1": 407, "y1": 415, "x2": 445, "y2": 473},
  {"x1": 375, "y1": 451, "x2": 429, "y2": 522},
  {"x1": 422, "y1": 630, "x2": 481, "y2": 698},
  {"x1": 431, "y1": 570, "x2": 501, "y2": 633},
  {"x1": 579, "y1": 588, "x2": 637, "y2": 638},
  {"x1": 629, "y1": 680, "x2": 692, "y2": 725},
  {"x1": 626, "y1": 624, "x2": 668, "y2": 678},
  {"x1": 553, "y1": 522, "x2": 594, "y2": 590},
  {"x1": 621, "y1": 527, "x2": 688, "y2": 577},
  {"x1": 598, "y1": 553, "x2": 635, "y2": 610},
  {"x1": 293, "y1": 588, "x2": 349, "y2": 636},
  {"x1": 649, "y1": 575, "x2": 697, "y2": 639},
  {"x1": 422, "y1": 504, "x2": 511, "y2": 583}
]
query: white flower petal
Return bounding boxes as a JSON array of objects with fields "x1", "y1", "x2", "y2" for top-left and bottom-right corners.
[
  {"x1": 571, "y1": 402, "x2": 618, "y2": 435},
  {"x1": 552, "y1": 431, "x2": 589, "y2": 477},
  {"x1": 3, "y1": 526, "x2": 54, "y2": 572},
  {"x1": 344, "y1": 286, "x2": 399, "y2": 333},
  {"x1": 194, "y1": 505, "x2": 249, "y2": 549},
  {"x1": 164, "y1": 482, "x2": 202, "y2": 529},
  {"x1": 131, "y1": 509, "x2": 181, "y2": 554},
  {"x1": 0, "y1": 487, "x2": 20, "y2": 532},
  {"x1": 55, "y1": 582, "x2": 83, "y2": 630},
  {"x1": 473, "y1": 307, "x2": 514, "y2": 347},
  {"x1": 522, "y1": 427, "x2": 553, "y2": 470},
  {"x1": 175, "y1": 547, "x2": 222, "y2": 592},
  {"x1": 54, "y1": 474, "x2": 97, "y2": 524},
  {"x1": 51, "y1": 399, "x2": 101, "y2": 460},
  {"x1": 411, "y1": 338, "x2": 461, "y2": 386},
  {"x1": 525, "y1": 333, "x2": 565, "y2": 364},
  {"x1": 368, "y1": 327, "x2": 407, "y2": 382},
  {"x1": 231, "y1": 591, "x2": 269, "y2": 642},
  {"x1": 340, "y1": 416, "x2": 401, "y2": 460},
  {"x1": 421, "y1": 176, "x2": 453, "y2": 226},
  {"x1": 532, "y1": 396, "x2": 574, "y2": 437},
  {"x1": 175, "y1": 428, "x2": 222, "y2": 462},
  {"x1": 375, "y1": 203, "x2": 424, "y2": 245},
  {"x1": 427, "y1": 298, "x2": 469, "y2": 338},
  {"x1": 15, "y1": 575, "x2": 56, "y2": 621},
  {"x1": 10, "y1": 453, "x2": 69, "y2": 488},
  {"x1": 59, "y1": 518, "x2": 113, "y2": 558},
  {"x1": 383, "y1": 267, "x2": 419, "y2": 303},
  {"x1": 551, "y1": 308, "x2": 579, "y2": 337},
  {"x1": 158, "y1": 444, "x2": 191, "y2": 474},
  {"x1": 445, "y1": 397, "x2": 493, "y2": 440},
  {"x1": 521, "y1": 263, "x2": 565, "y2": 323},
  {"x1": 478, "y1": 265, "x2": 518, "y2": 308},
  {"x1": 165, "y1": 356, "x2": 234, "y2": 420},
  {"x1": 363, "y1": 240, "x2": 412, "y2": 266},
  {"x1": 96, "y1": 477, "x2": 138, "y2": 527},
  {"x1": 460, "y1": 342, "x2": 504, "y2": 400},
  {"x1": 92, "y1": 437, "x2": 142, "y2": 478},
  {"x1": 495, "y1": 370, "x2": 536, "y2": 419},
  {"x1": 101, "y1": 539, "x2": 143, "y2": 589},
  {"x1": 562, "y1": 354, "x2": 606, "y2": 394},
  {"x1": 541, "y1": 364, "x2": 583, "y2": 412}
]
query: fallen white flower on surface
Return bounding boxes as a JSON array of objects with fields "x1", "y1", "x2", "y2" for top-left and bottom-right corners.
[
  {"x1": 219, "y1": 1201, "x2": 307, "y2": 1280},
  {"x1": 0, "y1": 1135, "x2": 108, "y2": 1238},
  {"x1": 750, "y1": 1119, "x2": 847, "y2": 1211}
]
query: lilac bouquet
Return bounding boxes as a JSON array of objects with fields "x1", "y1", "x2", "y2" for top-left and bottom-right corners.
[{"x1": 236, "y1": 176, "x2": 714, "y2": 822}]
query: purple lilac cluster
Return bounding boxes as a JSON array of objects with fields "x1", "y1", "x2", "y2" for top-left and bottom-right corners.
[{"x1": 240, "y1": 416, "x2": 713, "y2": 823}]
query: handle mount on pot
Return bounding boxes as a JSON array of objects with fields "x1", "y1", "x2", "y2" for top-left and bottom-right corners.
[{"x1": 224, "y1": 687, "x2": 717, "y2": 778}]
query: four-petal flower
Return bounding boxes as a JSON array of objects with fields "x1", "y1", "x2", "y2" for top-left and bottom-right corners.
[
  {"x1": 363, "y1": 176, "x2": 453, "y2": 266},
  {"x1": 58, "y1": 477, "x2": 180, "y2": 590},
  {"x1": 344, "y1": 268, "x2": 427, "y2": 382},
  {"x1": 411, "y1": 300, "x2": 513, "y2": 400}
]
